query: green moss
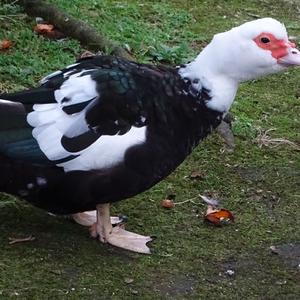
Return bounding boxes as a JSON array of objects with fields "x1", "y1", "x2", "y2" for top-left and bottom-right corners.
[{"x1": 0, "y1": 0, "x2": 300, "y2": 299}]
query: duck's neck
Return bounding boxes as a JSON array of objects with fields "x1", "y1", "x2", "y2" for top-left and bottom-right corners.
[{"x1": 178, "y1": 48, "x2": 239, "y2": 114}]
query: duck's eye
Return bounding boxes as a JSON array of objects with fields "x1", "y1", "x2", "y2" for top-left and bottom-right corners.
[{"x1": 261, "y1": 37, "x2": 270, "y2": 44}]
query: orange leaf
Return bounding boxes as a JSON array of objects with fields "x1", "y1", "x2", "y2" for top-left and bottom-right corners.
[
  {"x1": 34, "y1": 24, "x2": 65, "y2": 40},
  {"x1": 205, "y1": 209, "x2": 234, "y2": 225},
  {"x1": 34, "y1": 23, "x2": 54, "y2": 34},
  {"x1": 0, "y1": 39, "x2": 13, "y2": 50}
]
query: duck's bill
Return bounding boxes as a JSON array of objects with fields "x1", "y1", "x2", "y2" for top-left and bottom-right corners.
[{"x1": 278, "y1": 47, "x2": 300, "y2": 66}]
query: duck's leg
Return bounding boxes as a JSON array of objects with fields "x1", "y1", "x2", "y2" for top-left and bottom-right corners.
[
  {"x1": 90, "y1": 203, "x2": 152, "y2": 254},
  {"x1": 71, "y1": 211, "x2": 124, "y2": 227}
]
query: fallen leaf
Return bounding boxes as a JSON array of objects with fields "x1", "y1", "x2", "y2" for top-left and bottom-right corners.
[
  {"x1": 0, "y1": 39, "x2": 13, "y2": 51},
  {"x1": 205, "y1": 205, "x2": 234, "y2": 226},
  {"x1": 9, "y1": 235, "x2": 35, "y2": 245},
  {"x1": 189, "y1": 171, "x2": 204, "y2": 180},
  {"x1": 161, "y1": 199, "x2": 174, "y2": 209},
  {"x1": 34, "y1": 23, "x2": 54, "y2": 33},
  {"x1": 34, "y1": 24, "x2": 65, "y2": 40}
]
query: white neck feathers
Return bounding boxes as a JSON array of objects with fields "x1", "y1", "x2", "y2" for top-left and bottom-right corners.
[{"x1": 178, "y1": 45, "x2": 239, "y2": 113}]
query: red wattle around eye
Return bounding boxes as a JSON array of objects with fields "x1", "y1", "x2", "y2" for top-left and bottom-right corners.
[{"x1": 254, "y1": 33, "x2": 289, "y2": 59}]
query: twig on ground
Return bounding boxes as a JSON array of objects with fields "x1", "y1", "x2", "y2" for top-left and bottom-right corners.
[
  {"x1": 9, "y1": 235, "x2": 36, "y2": 245},
  {"x1": 173, "y1": 196, "x2": 201, "y2": 206},
  {"x1": 255, "y1": 128, "x2": 300, "y2": 150}
]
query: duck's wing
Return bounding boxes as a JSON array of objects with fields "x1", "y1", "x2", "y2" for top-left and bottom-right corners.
[{"x1": 0, "y1": 56, "x2": 178, "y2": 170}]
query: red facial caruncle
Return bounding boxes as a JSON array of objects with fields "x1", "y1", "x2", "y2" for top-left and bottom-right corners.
[{"x1": 253, "y1": 32, "x2": 296, "y2": 60}]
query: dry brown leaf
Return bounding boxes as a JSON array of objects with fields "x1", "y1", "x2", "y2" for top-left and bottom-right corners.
[
  {"x1": 189, "y1": 171, "x2": 204, "y2": 180},
  {"x1": 34, "y1": 24, "x2": 65, "y2": 40},
  {"x1": 204, "y1": 205, "x2": 234, "y2": 226},
  {"x1": 34, "y1": 23, "x2": 54, "y2": 33},
  {"x1": 0, "y1": 39, "x2": 13, "y2": 51}
]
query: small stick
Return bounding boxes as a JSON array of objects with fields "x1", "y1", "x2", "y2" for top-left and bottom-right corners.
[{"x1": 9, "y1": 235, "x2": 35, "y2": 245}]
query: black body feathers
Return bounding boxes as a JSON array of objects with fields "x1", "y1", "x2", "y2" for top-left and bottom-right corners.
[{"x1": 0, "y1": 56, "x2": 222, "y2": 213}]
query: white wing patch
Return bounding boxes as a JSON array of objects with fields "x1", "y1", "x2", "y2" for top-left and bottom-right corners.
[
  {"x1": 58, "y1": 126, "x2": 147, "y2": 172},
  {"x1": 54, "y1": 71, "x2": 97, "y2": 106},
  {"x1": 28, "y1": 70, "x2": 147, "y2": 171}
]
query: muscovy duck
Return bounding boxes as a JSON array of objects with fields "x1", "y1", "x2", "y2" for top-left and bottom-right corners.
[{"x1": 0, "y1": 18, "x2": 299, "y2": 253}]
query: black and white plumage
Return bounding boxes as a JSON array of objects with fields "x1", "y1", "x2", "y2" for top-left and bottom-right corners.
[
  {"x1": 0, "y1": 18, "x2": 299, "y2": 253},
  {"x1": 0, "y1": 56, "x2": 219, "y2": 213}
]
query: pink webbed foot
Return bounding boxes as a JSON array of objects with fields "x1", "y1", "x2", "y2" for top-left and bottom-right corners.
[
  {"x1": 90, "y1": 204, "x2": 152, "y2": 254},
  {"x1": 90, "y1": 223, "x2": 152, "y2": 254},
  {"x1": 105, "y1": 226, "x2": 152, "y2": 254}
]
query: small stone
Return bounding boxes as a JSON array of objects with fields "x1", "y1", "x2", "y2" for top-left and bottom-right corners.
[
  {"x1": 224, "y1": 269, "x2": 235, "y2": 276},
  {"x1": 161, "y1": 199, "x2": 174, "y2": 209}
]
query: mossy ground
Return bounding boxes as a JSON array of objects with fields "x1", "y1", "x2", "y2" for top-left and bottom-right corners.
[{"x1": 0, "y1": 0, "x2": 299, "y2": 299}]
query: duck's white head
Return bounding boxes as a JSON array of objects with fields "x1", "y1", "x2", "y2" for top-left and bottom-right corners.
[
  {"x1": 212, "y1": 17, "x2": 300, "y2": 81},
  {"x1": 179, "y1": 18, "x2": 300, "y2": 112}
]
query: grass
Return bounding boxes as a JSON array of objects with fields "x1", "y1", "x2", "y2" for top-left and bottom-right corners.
[{"x1": 1, "y1": 0, "x2": 300, "y2": 299}]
